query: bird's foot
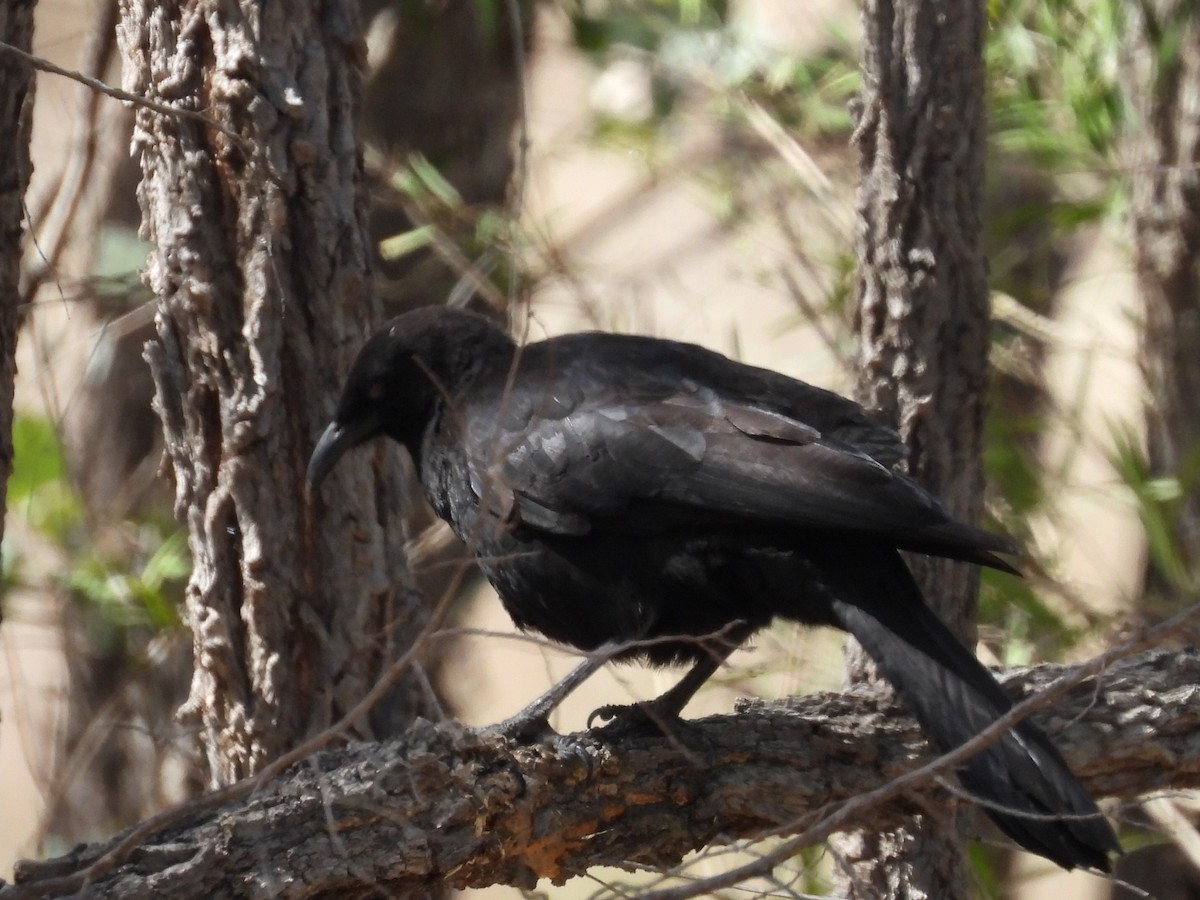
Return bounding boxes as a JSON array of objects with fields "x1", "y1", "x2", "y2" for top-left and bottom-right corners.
[
  {"x1": 472, "y1": 710, "x2": 560, "y2": 745},
  {"x1": 587, "y1": 699, "x2": 683, "y2": 735}
]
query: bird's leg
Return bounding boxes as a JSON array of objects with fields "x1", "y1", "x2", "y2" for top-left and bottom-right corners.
[
  {"x1": 480, "y1": 644, "x2": 619, "y2": 742},
  {"x1": 588, "y1": 620, "x2": 756, "y2": 729}
]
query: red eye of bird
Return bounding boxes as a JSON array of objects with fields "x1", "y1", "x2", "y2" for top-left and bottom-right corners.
[{"x1": 367, "y1": 380, "x2": 386, "y2": 400}]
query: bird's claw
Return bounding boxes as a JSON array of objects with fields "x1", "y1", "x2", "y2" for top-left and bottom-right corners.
[
  {"x1": 587, "y1": 703, "x2": 631, "y2": 729},
  {"x1": 473, "y1": 711, "x2": 561, "y2": 745},
  {"x1": 587, "y1": 700, "x2": 679, "y2": 733}
]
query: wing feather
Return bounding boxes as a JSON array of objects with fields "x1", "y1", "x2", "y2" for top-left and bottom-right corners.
[
  {"x1": 472, "y1": 386, "x2": 945, "y2": 539},
  {"x1": 458, "y1": 335, "x2": 1014, "y2": 568}
]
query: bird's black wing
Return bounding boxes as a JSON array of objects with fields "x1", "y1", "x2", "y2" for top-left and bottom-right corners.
[
  {"x1": 463, "y1": 349, "x2": 1014, "y2": 567},
  {"x1": 523, "y1": 331, "x2": 910, "y2": 467}
]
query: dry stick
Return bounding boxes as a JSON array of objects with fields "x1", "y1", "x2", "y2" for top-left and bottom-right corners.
[
  {"x1": 639, "y1": 602, "x2": 1200, "y2": 900},
  {"x1": 21, "y1": 0, "x2": 119, "y2": 301},
  {"x1": 0, "y1": 39, "x2": 251, "y2": 152},
  {"x1": 397, "y1": 183, "x2": 509, "y2": 312},
  {"x1": 1143, "y1": 796, "x2": 1200, "y2": 872}
]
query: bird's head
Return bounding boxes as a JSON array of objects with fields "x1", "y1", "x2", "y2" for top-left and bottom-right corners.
[{"x1": 307, "y1": 307, "x2": 513, "y2": 491}]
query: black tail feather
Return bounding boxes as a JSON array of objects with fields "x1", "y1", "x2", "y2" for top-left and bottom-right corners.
[
  {"x1": 896, "y1": 519, "x2": 1023, "y2": 575},
  {"x1": 809, "y1": 545, "x2": 1119, "y2": 870}
]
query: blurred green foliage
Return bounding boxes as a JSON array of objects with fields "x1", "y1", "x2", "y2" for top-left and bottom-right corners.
[
  {"x1": 66, "y1": 531, "x2": 187, "y2": 631},
  {"x1": 9, "y1": 414, "x2": 80, "y2": 539},
  {"x1": 1111, "y1": 425, "x2": 1199, "y2": 601},
  {"x1": 566, "y1": 0, "x2": 730, "y2": 54},
  {"x1": 568, "y1": 0, "x2": 859, "y2": 144},
  {"x1": 988, "y1": 0, "x2": 1124, "y2": 164},
  {"x1": 5, "y1": 413, "x2": 187, "y2": 632}
]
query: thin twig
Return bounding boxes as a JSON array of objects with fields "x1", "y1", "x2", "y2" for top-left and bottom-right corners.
[
  {"x1": 21, "y1": 0, "x2": 119, "y2": 303},
  {"x1": 0, "y1": 39, "x2": 249, "y2": 151}
]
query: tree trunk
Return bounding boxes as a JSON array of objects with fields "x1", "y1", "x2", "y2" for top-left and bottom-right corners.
[
  {"x1": 1120, "y1": 3, "x2": 1200, "y2": 895},
  {"x1": 0, "y1": 0, "x2": 36, "y2": 575},
  {"x1": 117, "y1": 0, "x2": 436, "y2": 785},
  {"x1": 24, "y1": 0, "x2": 531, "y2": 852},
  {"x1": 832, "y1": 0, "x2": 990, "y2": 895},
  {"x1": 1126, "y1": 0, "x2": 1200, "y2": 602}
]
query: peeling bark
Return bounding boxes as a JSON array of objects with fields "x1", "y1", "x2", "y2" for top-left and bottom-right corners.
[
  {"x1": 117, "y1": 0, "x2": 435, "y2": 785},
  {"x1": 7, "y1": 647, "x2": 1199, "y2": 899}
]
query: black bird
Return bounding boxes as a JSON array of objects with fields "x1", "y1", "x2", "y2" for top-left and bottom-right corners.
[{"x1": 308, "y1": 306, "x2": 1119, "y2": 871}]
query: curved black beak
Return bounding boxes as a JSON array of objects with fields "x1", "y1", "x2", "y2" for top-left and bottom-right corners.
[{"x1": 307, "y1": 417, "x2": 379, "y2": 491}]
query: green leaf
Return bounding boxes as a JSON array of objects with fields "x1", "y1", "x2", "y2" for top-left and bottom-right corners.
[
  {"x1": 407, "y1": 154, "x2": 463, "y2": 207},
  {"x1": 1108, "y1": 424, "x2": 1193, "y2": 592},
  {"x1": 9, "y1": 415, "x2": 64, "y2": 503},
  {"x1": 142, "y1": 530, "x2": 190, "y2": 590},
  {"x1": 1144, "y1": 477, "x2": 1183, "y2": 503},
  {"x1": 379, "y1": 225, "x2": 438, "y2": 261}
]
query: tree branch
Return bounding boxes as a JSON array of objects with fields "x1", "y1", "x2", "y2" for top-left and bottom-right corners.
[{"x1": 5, "y1": 646, "x2": 1199, "y2": 899}]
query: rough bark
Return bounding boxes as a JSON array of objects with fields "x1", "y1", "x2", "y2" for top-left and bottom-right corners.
[
  {"x1": 0, "y1": 0, "x2": 36, "y2": 581},
  {"x1": 116, "y1": 0, "x2": 436, "y2": 785},
  {"x1": 6, "y1": 647, "x2": 1199, "y2": 899},
  {"x1": 33, "y1": 0, "x2": 531, "y2": 842},
  {"x1": 1126, "y1": 0, "x2": 1200, "y2": 602},
  {"x1": 851, "y1": 0, "x2": 990, "y2": 636},
  {"x1": 838, "y1": 0, "x2": 991, "y2": 894},
  {"x1": 4, "y1": 0, "x2": 532, "y2": 861}
]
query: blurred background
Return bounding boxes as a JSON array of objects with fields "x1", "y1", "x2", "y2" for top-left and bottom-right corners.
[{"x1": 3, "y1": 0, "x2": 1194, "y2": 897}]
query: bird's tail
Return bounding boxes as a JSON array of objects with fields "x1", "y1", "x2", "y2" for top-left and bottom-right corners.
[{"x1": 809, "y1": 544, "x2": 1119, "y2": 870}]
